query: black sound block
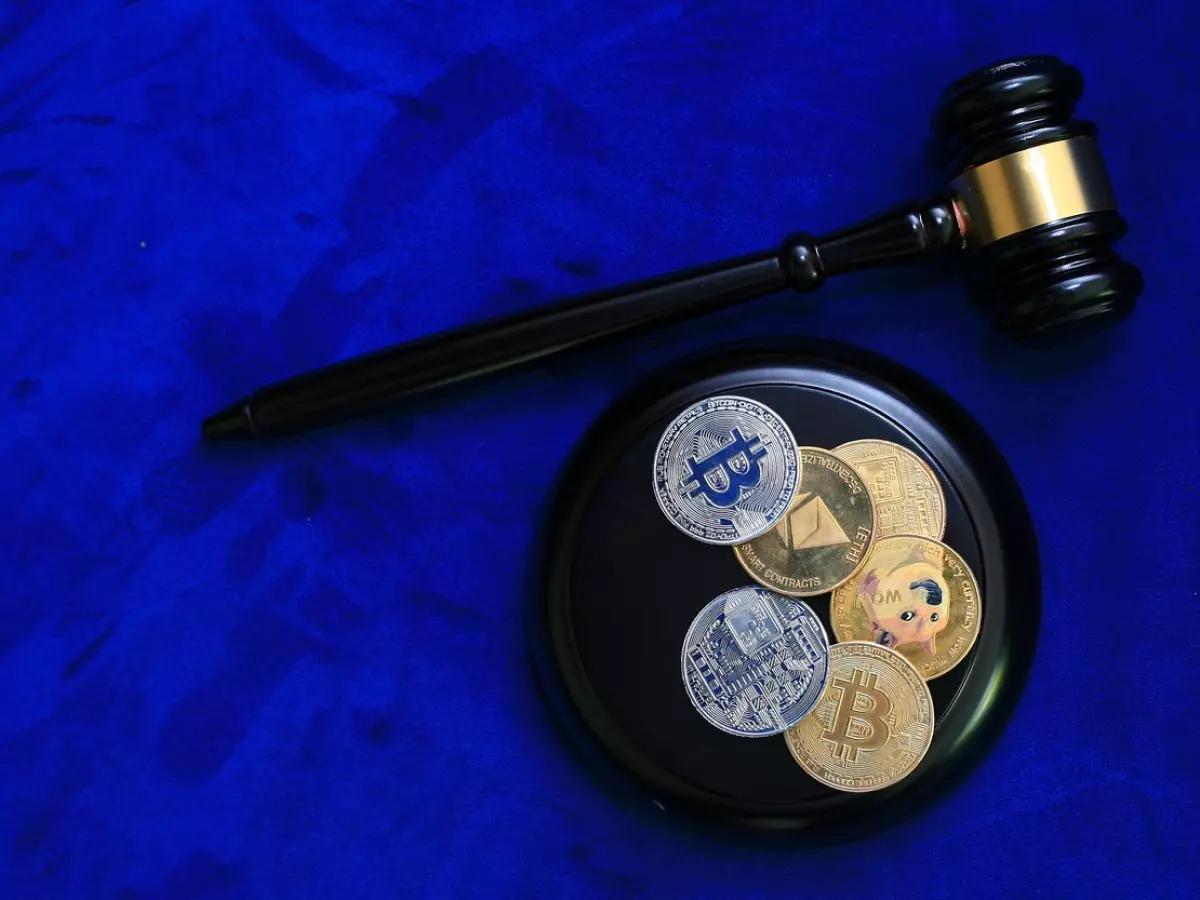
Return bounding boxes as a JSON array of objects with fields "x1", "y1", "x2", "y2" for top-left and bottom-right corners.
[{"x1": 528, "y1": 339, "x2": 1040, "y2": 841}]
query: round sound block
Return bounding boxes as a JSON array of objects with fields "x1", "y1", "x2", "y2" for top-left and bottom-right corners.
[{"x1": 529, "y1": 339, "x2": 1040, "y2": 839}]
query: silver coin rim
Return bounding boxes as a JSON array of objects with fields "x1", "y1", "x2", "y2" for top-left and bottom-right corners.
[
  {"x1": 652, "y1": 394, "x2": 800, "y2": 546},
  {"x1": 679, "y1": 585, "x2": 832, "y2": 738}
]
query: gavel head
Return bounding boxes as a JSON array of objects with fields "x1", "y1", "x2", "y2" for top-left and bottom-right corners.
[{"x1": 929, "y1": 56, "x2": 1142, "y2": 339}]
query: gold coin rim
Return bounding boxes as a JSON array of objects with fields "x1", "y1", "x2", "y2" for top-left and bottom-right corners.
[
  {"x1": 731, "y1": 446, "x2": 877, "y2": 598},
  {"x1": 832, "y1": 438, "x2": 947, "y2": 541},
  {"x1": 784, "y1": 640, "x2": 935, "y2": 793},
  {"x1": 829, "y1": 534, "x2": 982, "y2": 681}
]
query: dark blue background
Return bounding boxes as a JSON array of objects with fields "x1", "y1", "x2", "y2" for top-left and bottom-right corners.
[{"x1": 3, "y1": 1, "x2": 1197, "y2": 897}]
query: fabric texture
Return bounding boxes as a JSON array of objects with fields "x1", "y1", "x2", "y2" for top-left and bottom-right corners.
[{"x1": 2, "y1": 2, "x2": 1197, "y2": 896}]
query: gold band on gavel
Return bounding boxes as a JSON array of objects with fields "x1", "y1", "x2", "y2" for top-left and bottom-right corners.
[{"x1": 950, "y1": 136, "x2": 1118, "y2": 246}]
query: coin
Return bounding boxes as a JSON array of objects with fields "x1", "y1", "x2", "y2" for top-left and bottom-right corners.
[
  {"x1": 784, "y1": 641, "x2": 934, "y2": 792},
  {"x1": 833, "y1": 439, "x2": 946, "y2": 540},
  {"x1": 830, "y1": 535, "x2": 981, "y2": 680},
  {"x1": 732, "y1": 447, "x2": 876, "y2": 597},
  {"x1": 681, "y1": 586, "x2": 830, "y2": 737},
  {"x1": 653, "y1": 395, "x2": 801, "y2": 545}
]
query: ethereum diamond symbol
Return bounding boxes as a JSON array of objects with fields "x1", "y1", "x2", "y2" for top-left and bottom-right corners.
[{"x1": 775, "y1": 492, "x2": 851, "y2": 550}]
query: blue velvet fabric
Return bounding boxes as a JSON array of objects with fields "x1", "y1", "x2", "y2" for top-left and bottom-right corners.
[{"x1": 3, "y1": 2, "x2": 1197, "y2": 897}]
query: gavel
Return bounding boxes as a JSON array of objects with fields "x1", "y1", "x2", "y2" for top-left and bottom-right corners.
[{"x1": 203, "y1": 55, "x2": 1142, "y2": 439}]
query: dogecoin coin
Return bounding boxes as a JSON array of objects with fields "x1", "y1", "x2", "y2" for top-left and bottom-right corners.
[
  {"x1": 680, "y1": 586, "x2": 830, "y2": 737},
  {"x1": 732, "y1": 447, "x2": 876, "y2": 597},
  {"x1": 833, "y1": 439, "x2": 946, "y2": 540},
  {"x1": 653, "y1": 395, "x2": 801, "y2": 545},
  {"x1": 784, "y1": 641, "x2": 934, "y2": 792},
  {"x1": 830, "y1": 535, "x2": 981, "y2": 680}
]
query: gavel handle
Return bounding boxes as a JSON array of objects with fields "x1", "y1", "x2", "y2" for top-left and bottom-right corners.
[{"x1": 204, "y1": 198, "x2": 962, "y2": 437}]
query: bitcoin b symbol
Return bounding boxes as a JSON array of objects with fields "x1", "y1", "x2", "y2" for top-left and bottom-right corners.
[
  {"x1": 682, "y1": 427, "x2": 767, "y2": 508},
  {"x1": 822, "y1": 668, "x2": 892, "y2": 763}
]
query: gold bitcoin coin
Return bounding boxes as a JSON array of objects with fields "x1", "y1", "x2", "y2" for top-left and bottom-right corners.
[
  {"x1": 830, "y1": 535, "x2": 981, "y2": 680},
  {"x1": 833, "y1": 439, "x2": 946, "y2": 540},
  {"x1": 784, "y1": 641, "x2": 934, "y2": 792},
  {"x1": 733, "y1": 447, "x2": 876, "y2": 597}
]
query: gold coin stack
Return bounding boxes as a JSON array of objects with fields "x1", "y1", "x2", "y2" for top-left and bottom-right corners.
[{"x1": 737, "y1": 438, "x2": 982, "y2": 793}]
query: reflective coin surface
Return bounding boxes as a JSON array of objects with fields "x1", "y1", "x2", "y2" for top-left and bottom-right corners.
[
  {"x1": 681, "y1": 586, "x2": 830, "y2": 737},
  {"x1": 833, "y1": 439, "x2": 946, "y2": 540},
  {"x1": 784, "y1": 641, "x2": 934, "y2": 792},
  {"x1": 733, "y1": 447, "x2": 876, "y2": 596},
  {"x1": 831, "y1": 535, "x2": 981, "y2": 680},
  {"x1": 653, "y1": 396, "x2": 800, "y2": 545}
]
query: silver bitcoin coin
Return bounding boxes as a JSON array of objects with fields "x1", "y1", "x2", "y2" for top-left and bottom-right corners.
[
  {"x1": 653, "y1": 395, "x2": 800, "y2": 545},
  {"x1": 681, "y1": 586, "x2": 830, "y2": 737}
]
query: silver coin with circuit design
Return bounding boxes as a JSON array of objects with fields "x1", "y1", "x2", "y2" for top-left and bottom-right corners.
[{"x1": 680, "y1": 586, "x2": 830, "y2": 737}]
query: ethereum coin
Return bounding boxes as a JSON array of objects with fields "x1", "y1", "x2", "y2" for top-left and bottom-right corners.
[
  {"x1": 833, "y1": 439, "x2": 946, "y2": 540},
  {"x1": 830, "y1": 535, "x2": 981, "y2": 680},
  {"x1": 784, "y1": 641, "x2": 934, "y2": 792},
  {"x1": 732, "y1": 447, "x2": 876, "y2": 597},
  {"x1": 653, "y1": 395, "x2": 800, "y2": 545},
  {"x1": 681, "y1": 586, "x2": 830, "y2": 737}
]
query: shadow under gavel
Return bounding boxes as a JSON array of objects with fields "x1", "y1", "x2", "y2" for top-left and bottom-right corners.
[{"x1": 203, "y1": 55, "x2": 1142, "y2": 440}]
